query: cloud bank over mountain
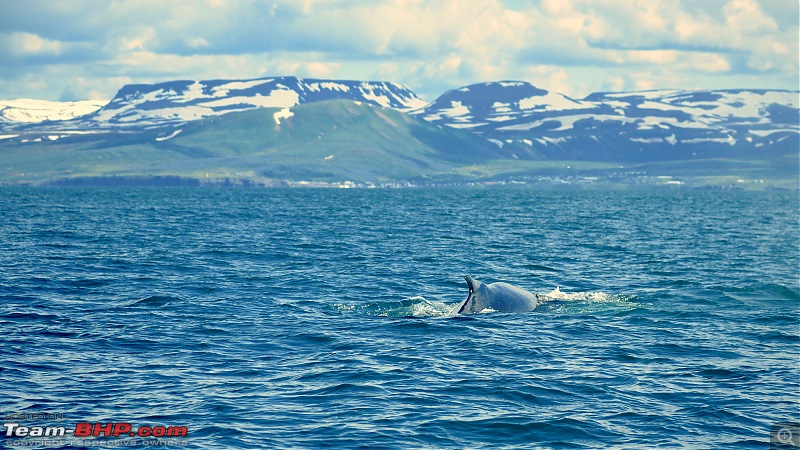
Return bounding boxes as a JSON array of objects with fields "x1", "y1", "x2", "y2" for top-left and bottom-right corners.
[{"x1": 0, "y1": 0, "x2": 797, "y2": 102}]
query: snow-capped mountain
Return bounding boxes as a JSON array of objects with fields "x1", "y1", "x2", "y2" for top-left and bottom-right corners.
[
  {"x1": 413, "y1": 81, "x2": 799, "y2": 160},
  {"x1": 0, "y1": 99, "x2": 106, "y2": 123},
  {"x1": 80, "y1": 76, "x2": 426, "y2": 127},
  {"x1": 415, "y1": 81, "x2": 590, "y2": 129},
  {"x1": 1, "y1": 77, "x2": 796, "y2": 164}
]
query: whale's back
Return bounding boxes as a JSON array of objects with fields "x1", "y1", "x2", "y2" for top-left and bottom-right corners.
[
  {"x1": 486, "y1": 282, "x2": 539, "y2": 313},
  {"x1": 458, "y1": 276, "x2": 539, "y2": 314}
]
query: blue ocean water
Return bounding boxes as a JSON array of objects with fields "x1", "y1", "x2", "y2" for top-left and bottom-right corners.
[{"x1": 1, "y1": 187, "x2": 798, "y2": 448}]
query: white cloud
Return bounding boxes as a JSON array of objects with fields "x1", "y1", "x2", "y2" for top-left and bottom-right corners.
[
  {"x1": 724, "y1": 0, "x2": 777, "y2": 34},
  {"x1": 17, "y1": 32, "x2": 62, "y2": 55},
  {"x1": 2, "y1": 32, "x2": 62, "y2": 57},
  {"x1": 624, "y1": 50, "x2": 679, "y2": 66},
  {"x1": 0, "y1": 0, "x2": 795, "y2": 101},
  {"x1": 603, "y1": 75, "x2": 626, "y2": 92},
  {"x1": 688, "y1": 54, "x2": 732, "y2": 74},
  {"x1": 298, "y1": 61, "x2": 343, "y2": 79},
  {"x1": 523, "y1": 66, "x2": 584, "y2": 97},
  {"x1": 183, "y1": 36, "x2": 210, "y2": 49}
]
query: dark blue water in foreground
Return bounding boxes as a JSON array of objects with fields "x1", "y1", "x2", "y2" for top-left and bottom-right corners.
[{"x1": 1, "y1": 187, "x2": 798, "y2": 448}]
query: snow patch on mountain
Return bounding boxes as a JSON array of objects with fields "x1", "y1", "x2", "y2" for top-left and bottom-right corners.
[
  {"x1": 77, "y1": 76, "x2": 427, "y2": 128},
  {"x1": 0, "y1": 99, "x2": 107, "y2": 122},
  {"x1": 1, "y1": 77, "x2": 796, "y2": 162},
  {"x1": 518, "y1": 92, "x2": 586, "y2": 111},
  {"x1": 212, "y1": 79, "x2": 274, "y2": 97},
  {"x1": 307, "y1": 82, "x2": 344, "y2": 92},
  {"x1": 414, "y1": 81, "x2": 798, "y2": 160},
  {"x1": 155, "y1": 129, "x2": 183, "y2": 141},
  {"x1": 273, "y1": 108, "x2": 294, "y2": 125}
]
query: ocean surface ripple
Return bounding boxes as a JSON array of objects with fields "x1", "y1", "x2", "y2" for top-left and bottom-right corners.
[{"x1": 1, "y1": 187, "x2": 798, "y2": 448}]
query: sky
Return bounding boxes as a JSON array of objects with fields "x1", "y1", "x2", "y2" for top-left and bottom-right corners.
[{"x1": 0, "y1": 0, "x2": 798, "y2": 102}]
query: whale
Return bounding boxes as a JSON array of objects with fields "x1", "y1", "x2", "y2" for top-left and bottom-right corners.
[{"x1": 454, "y1": 276, "x2": 539, "y2": 314}]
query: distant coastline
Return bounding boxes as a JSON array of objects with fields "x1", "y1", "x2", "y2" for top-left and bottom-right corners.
[{"x1": 0, "y1": 174, "x2": 792, "y2": 191}]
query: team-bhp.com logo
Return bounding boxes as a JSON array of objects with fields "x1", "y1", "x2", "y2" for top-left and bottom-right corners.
[
  {"x1": 3, "y1": 420, "x2": 188, "y2": 447},
  {"x1": 5, "y1": 422, "x2": 187, "y2": 438}
]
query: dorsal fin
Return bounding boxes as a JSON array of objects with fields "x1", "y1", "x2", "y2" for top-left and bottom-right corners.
[{"x1": 465, "y1": 275, "x2": 481, "y2": 294}]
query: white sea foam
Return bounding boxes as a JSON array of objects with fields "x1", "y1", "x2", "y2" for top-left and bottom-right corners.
[
  {"x1": 538, "y1": 286, "x2": 616, "y2": 302},
  {"x1": 409, "y1": 297, "x2": 455, "y2": 317},
  {"x1": 335, "y1": 296, "x2": 462, "y2": 318}
]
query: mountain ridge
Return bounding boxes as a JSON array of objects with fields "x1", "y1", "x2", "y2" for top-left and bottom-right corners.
[
  {"x1": 413, "y1": 81, "x2": 798, "y2": 161},
  {"x1": 0, "y1": 99, "x2": 107, "y2": 123},
  {"x1": 0, "y1": 76, "x2": 797, "y2": 187},
  {"x1": 84, "y1": 76, "x2": 427, "y2": 128}
]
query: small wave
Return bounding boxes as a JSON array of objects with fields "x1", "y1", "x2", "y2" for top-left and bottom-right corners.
[
  {"x1": 525, "y1": 264, "x2": 559, "y2": 273},
  {"x1": 537, "y1": 286, "x2": 623, "y2": 302},
  {"x1": 3, "y1": 311, "x2": 62, "y2": 322},
  {"x1": 536, "y1": 287, "x2": 640, "y2": 315},
  {"x1": 334, "y1": 289, "x2": 641, "y2": 318},
  {"x1": 124, "y1": 295, "x2": 183, "y2": 308},
  {"x1": 333, "y1": 296, "x2": 458, "y2": 318},
  {"x1": 734, "y1": 283, "x2": 799, "y2": 301},
  {"x1": 763, "y1": 283, "x2": 800, "y2": 300}
]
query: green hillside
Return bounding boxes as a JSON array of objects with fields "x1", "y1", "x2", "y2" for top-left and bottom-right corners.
[
  {"x1": 0, "y1": 100, "x2": 505, "y2": 185},
  {"x1": 1, "y1": 99, "x2": 797, "y2": 188}
]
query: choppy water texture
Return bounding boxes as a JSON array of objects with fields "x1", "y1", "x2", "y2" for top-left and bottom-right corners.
[{"x1": 1, "y1": 187, "x2": 798, "y2": 448}]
